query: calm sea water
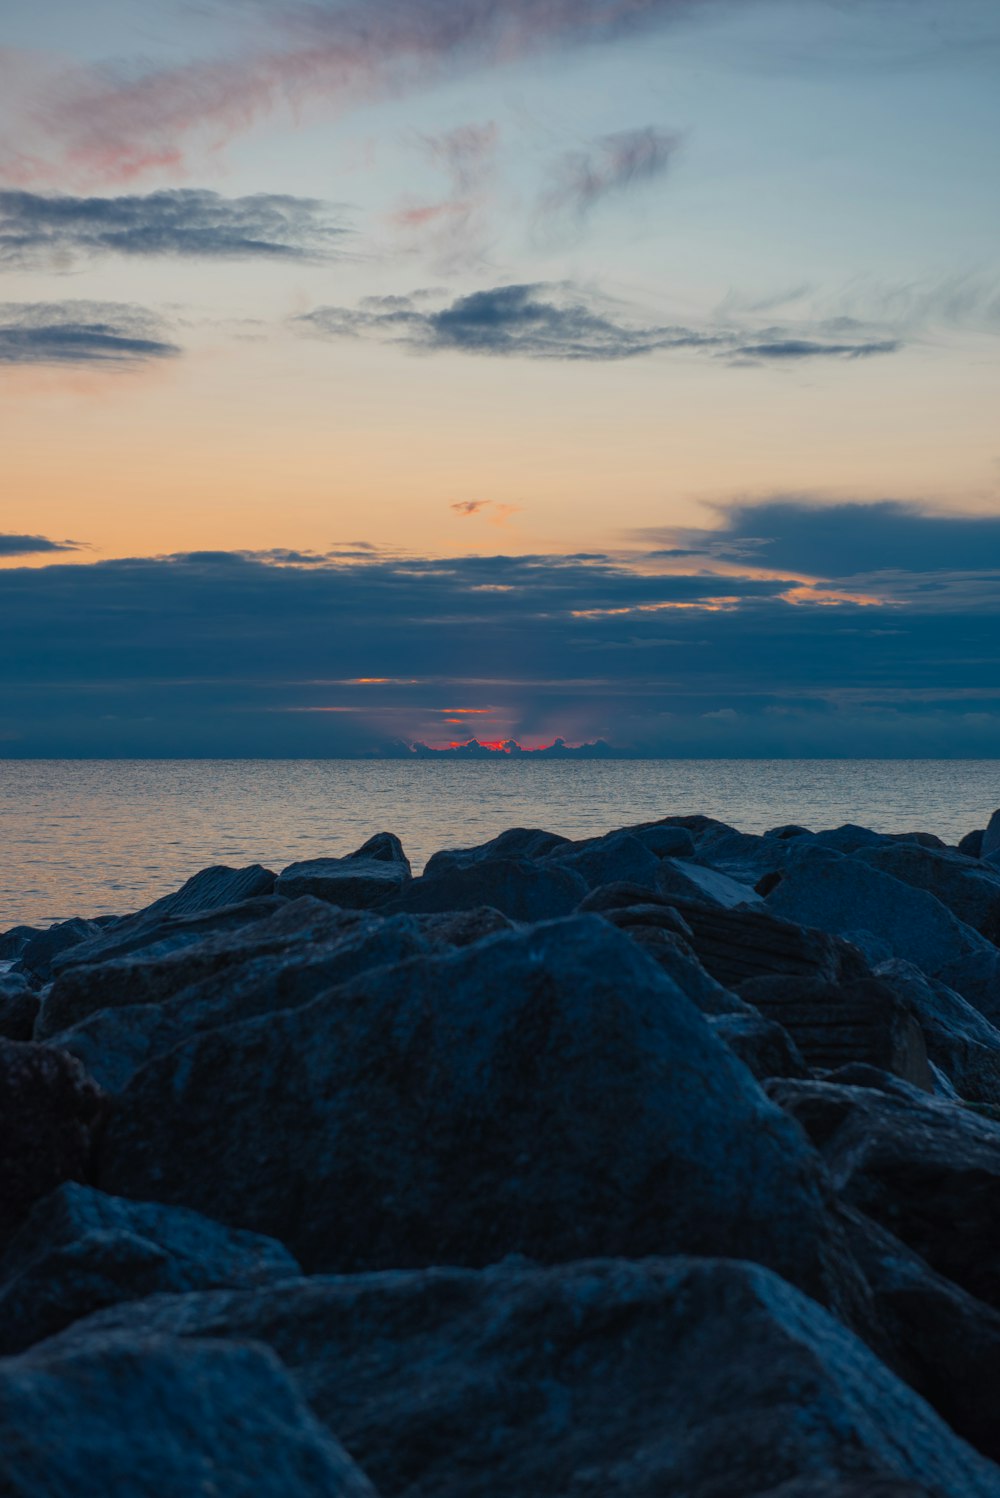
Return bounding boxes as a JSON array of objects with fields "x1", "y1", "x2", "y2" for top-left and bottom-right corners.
[{"x1": 2, "y1": 759, "x2": 999, "y2": 929}]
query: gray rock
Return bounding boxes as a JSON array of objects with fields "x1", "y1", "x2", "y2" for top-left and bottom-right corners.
[
  {"x1": 766, "y1": 1075, "x2": 1000, "y2": 1311},
  {"x1": 0, "y1": 1041, "x2": 104, "y2": 1247},
  {"x1": 856, "y1": 843, "x2": 1000, "y2": 944},
  {"x1": 766, "y1": 849, "x2": 1000, "y2": 1017},
  {"x1": 0, "y1": 980, "x2": 39, "y2": 1042},
  {"x1": 50, "y1": 867, "x2": 280, "y2": 974},
  {"x1": 874, "y1": 960, "x2": 1000, "y2": 1105},
  {"x1": 656, "y1": 857, "x2": 764, "y2": 909},
  {"x1": 959, "y1": 830, "x2": 985, "y2": 859},
  {"x1": 382, "y1": 857, "x2": 587, "y2": 922},
  {"x1": 42, "y1": 1258, "x2": 1000, "y2": 1498},
  {"x1": 665, "y1": 899, "x2": 866, "y2": 992},
  {"x1": 95, "y1": 916, "x2": 863, "y2": 1319},
  {"x1": 547, "y1": 831, "x2": 662, "y2": 891},
  {"x1": 709, "y1": 1011, "x2": 810, "y2": 1080},
  {"x1": 276, "y1": 832, "x2": 411, "y2": 909},
  {"x1": 17, "y1": 917, "x2": 106, "y2": 982},
  {"x1": 46, "y1": 910, "x2": 433, "y2": 1094},
  {"x1": 846, "y1": 1208, "x2": 1000, "y2": 1463},
  {"x1": 630, "y1": 823, "x2": 697, "y2": 858},
  {"x1": 595, "y1": 905, "x2": 750, "y2": 1015},
  {"x1": 422, "y1": 826, "x2": 570, "y2": 876},
  {"x1": 0, "y1": 1182, "x2": 299, "y2": 1356},
  {"x1": 981, "y1": 809, "x2": 1000, "y2": 862},
  {"x1": 738, "y1": 974, "x2": 933, "y2": 1090},
  {"x1": 0, "y1": 925, "x2": 37, "y2": 961},
  {"x1": 0, "y1": 1334, "x2": 377, "y2": 1497}
]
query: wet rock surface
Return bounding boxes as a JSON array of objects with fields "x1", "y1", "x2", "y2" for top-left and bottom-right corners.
[{"x1": 5, "y1": 808, "x2": 1000, "y2": 1495}]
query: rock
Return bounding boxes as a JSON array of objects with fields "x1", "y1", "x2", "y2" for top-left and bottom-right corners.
[
  {"x1": 595, "y1": 905, "x2": 750, "y2": 1015},
  {"x1": 765, "y1": 849, "x2": 1000, "y2": 1018},
  {"x1": 42, "y1": 1258, "x2": 1000, "y2": 1498},
  {"x1": 766, "y1": 1075, "x2": 1000, "y2": 1311},
  {"x1": 96, "y1": 916, "x2": 863, "y2": 1318},
  {"x1": 845, "y1": 1208, "x2": 1000, "y2": 1463},
  {"x1": 981, "y1": 809, "x2": 1000, "y2": 862},
  {"x1": 45, "y1": 910, "x2": 433, "y2": 1094},
  {"x1": 276, "y1": 833, "x2": 411, "y2": 909},
  {"x1": 655, "y1": 858, "x2": 764, "y2": 909},
  {"x1": 0, "y1": 1334, "x2": 377, "y2": 1497},
  {"x1": 709, "y1": 1011, "x2": 810, "y2": 1079},
  {"x1": 0, "y1": 1041, "x2": 104, "y2": 1247},
  {"x1": 0, "y1": 925, "x2": 37, "y2": 961},
  {"x1": 50, "y1": 868, "x2": 280, "y2": 974},
  {"x1": 415, "y1": 906, "x2": 514, "y2": 948},
  {"x1": 0, "y1": 1182, "x2": 299, "y2": 1356},
  {"x1": 547, "y1": 831, "x2": 662, "y2": 891},
  {"x1": 737, "y1": 975, "x2": 933, "y2": 1090},
  {"x1": 665, "y1": 900, "x2": 867, "y2": 992},
  {"x1": 37, "y1": 896, "x2": 363, "y2": 1041},
  {"x1": 382, "y1": 857, "x2": 587, "y2": 922},
  {"x1": 813, "y1": 825, "x2": 886, "y2": 854},
  {"x1": 873, "y1": 960, "x2": 1000, "y2": 1105},
  {"x1": 422, "y1": 826, "x2": 570, "y2": 876},
  {"x1": 16, "y1": 917, "x2": 106, "y2": 983},
  {"x1": 959, "y1": 830, "x2": 985, "y2": 859},
  {"x1": 856, "y1": 843, "x2": 1000, "y2": 945},
  {"x1": 577, "y1": 882, "x2": 692, "y2": 925},
  {"x1": 0, "y1": 980, "x2": 39, "y2": 1042}
]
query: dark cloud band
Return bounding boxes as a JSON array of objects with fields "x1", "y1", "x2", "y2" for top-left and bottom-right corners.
[
  {"x1": 0, "y1": 302, "x2": 179, "y2": 366},
  {"x1": 0, "y1": 190, "x2": 347, "y2": 268}
]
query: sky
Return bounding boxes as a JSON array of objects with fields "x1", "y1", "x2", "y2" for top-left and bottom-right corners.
[{"x1": 1, "y1": 0, "x2": 999, "y2": 756}]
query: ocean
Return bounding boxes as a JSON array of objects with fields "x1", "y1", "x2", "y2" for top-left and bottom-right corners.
[{"x1": 2, "y1": 758, "x2": 999, "y2": 929}]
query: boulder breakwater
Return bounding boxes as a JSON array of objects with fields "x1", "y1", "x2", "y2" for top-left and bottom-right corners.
[{"x1": 3, "y1": 810, "x2": 1000, "y2": 1496}]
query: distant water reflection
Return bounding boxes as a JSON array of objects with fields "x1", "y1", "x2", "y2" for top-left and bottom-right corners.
[{"x1": 1, "y1": 758, "x2": 998, "y2": 927}]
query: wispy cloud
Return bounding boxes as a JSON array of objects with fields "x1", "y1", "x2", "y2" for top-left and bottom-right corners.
[
  {"x1": 0, "y1": 533, "x2": 84, "y2": 556},
  {"x1": 450, "y1": 498, "x2": 521, "y2": 524},
  {"x1": 0, "y1": 190, "x2": 348, "y2": 269},
  {"x1": 389, "y1": 122, "x2": 499, "y2": 268},
  {"x1": 297, "y1": 281, "x2": 903, "y2": 363},
  {"x1": 0, "y1": 302, "x2": 179, "y2": 366},
  {"x1": 0, "y1": 0, "x2": 717, "y2": 183},
  {"x1": 542, "y1": 126, "x2": 680, "y2": 220}
]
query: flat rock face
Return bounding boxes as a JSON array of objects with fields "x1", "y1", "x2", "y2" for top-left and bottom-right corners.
[
  {"x1": 0, "y1": 1334, "x2": 377, "y2": 1498},
  {"x1": 856, "y1": 844, "x2": 1000, "y2": 944},
  {"x1": 738, "y1": 974, "x2": 933, "y2": 1089},
  {"x1": 42, "y1": 1258, "x2": 1000, "y2": 1498},
  {"x1": 767, "y1": 1076, "x2": 1000, "y2": 1311},
  {"x1": 17, "y1": 917, "x2": 106, "y2": 983},
  {"x1": 656, "y1": 858, "x2": 764, "y2": 909},
  {"x1": 95, "y1": 916, "x2": 855, "y2": 1314},
  {"x1": 49, "y1": 867, "x2": 280, "y2": 973},
  {"x1": 0, "y1": 1182, "x2": 299, "y2": 1356},
  {"x1": 383, "y1": 856, "x2": 587, "y2": 921},
  {"x1": 0, "y1": 1041, "x2": 104, "y2": 1248},
  {"x1": 874, "y1": 960, "x2": 1000, "y2": 1105},
  {"x1": 276, "y1": 832, "x2": 412, "y2": 909}
]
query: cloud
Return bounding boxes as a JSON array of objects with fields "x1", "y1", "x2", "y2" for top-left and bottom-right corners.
[
  {"x1": 0, "y1": 302, "x2": 180, "y2": 366},
  {"x1": 644, "y1": 499, "x2": 1000, "y2": 582},
  {"x1": 298, "y1": 282, "x2": 903, "y2": 363},
  {"x1": 389, "y1": 122, "x2": 499, "y2": 267},
  {"x1": 0, "y1": 534, "x2": 84, "y2": 556},
  {"x1": 542, "y1": 126, "x2": 680, "y2": 219},
  {"x1": 0, "y1": 190, "x2": 348, "y2": 269},
  {"x1": 0, "y1": 0, "x2": 721, "y2": 183},
  {"x1": 1, "y1": 518, "x2": 999, "y2": 756},
  {"x1": 451, "y1": 500, "x2": 491, "y2": 515}
]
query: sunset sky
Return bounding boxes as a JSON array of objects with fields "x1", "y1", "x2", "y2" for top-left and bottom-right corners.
[{"x1": 2, "y1": 0, "x2": 999, "y2": 755}]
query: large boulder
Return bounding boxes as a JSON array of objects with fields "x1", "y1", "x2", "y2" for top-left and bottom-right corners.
[
  {"x1": 0, "y1": 1182, "x2": 299, "y2": 1356},
  {"x1": 276, "y1": 833, "x2": 411, "y2": 909},
  {"x1": 0, "y1": 1041, "x2": 104, "y2": 1247},
  {"x1": 766, "y1": 850, "x2": 1000, "y2": 1019},
  {"x1": 874, "y1": 960, "x2": 1000, "y2": 1105},
  {"x1": 422, "y1": 826, "x2": 570, "y2": 876},
  {"x1": 382, "y1": 857, "x2": 587, "y2": 922},
  {"x1": 0, "y1": 1334, "x2": 377, "y2": 1497},
  {"x1": 0, "y1": 979, "x2": 39, "y2": 1042},
  {"x1": 981, "y1": 809, "x2": 1000, "y2": 862},
  {"x1": 49, "y1": 868, "x2": 280, "y2": 974},
  {"x1": 16, "y1": 917, "x2": 106, "y2": 983},
  {"x1": 96, "y1": 916, "x2": 863, "y2": 1317},
  {"x1": 663, "y1": 899, "x2": 867, "y2": 992},
  {"x1": 846, "y1": 1208, "x2": 1000, "y2": 1463},
  {"x1": 0, "y1": 925, "x2": 37, "y2": 961},
  {"x1": 738, "y1": 974, "x2": 933, "y2": 1089},
  {"x1": 766, "y1": 1074, "x2": 1000, "y2": 1311},
  {"x1": 46, "y1": 911, "x2": 433, "y2": 1094},
  {"x1": 547, "y1": 831, "x2": 662, "y2": 891},
  {"x1": 655, "y1": 858, "x2": 764, "y2": 909},
  {"x1": 856, "y1": 844, "x2": 1000, "y2": 945},
  {"x1": 42, "y1": 1258, "x2": 1000, "y2": 1498}
]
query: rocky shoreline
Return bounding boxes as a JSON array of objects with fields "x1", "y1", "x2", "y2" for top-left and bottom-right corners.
[{"x1": 3, "y1": 811, "x2": 1000, "y2": 1495}]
